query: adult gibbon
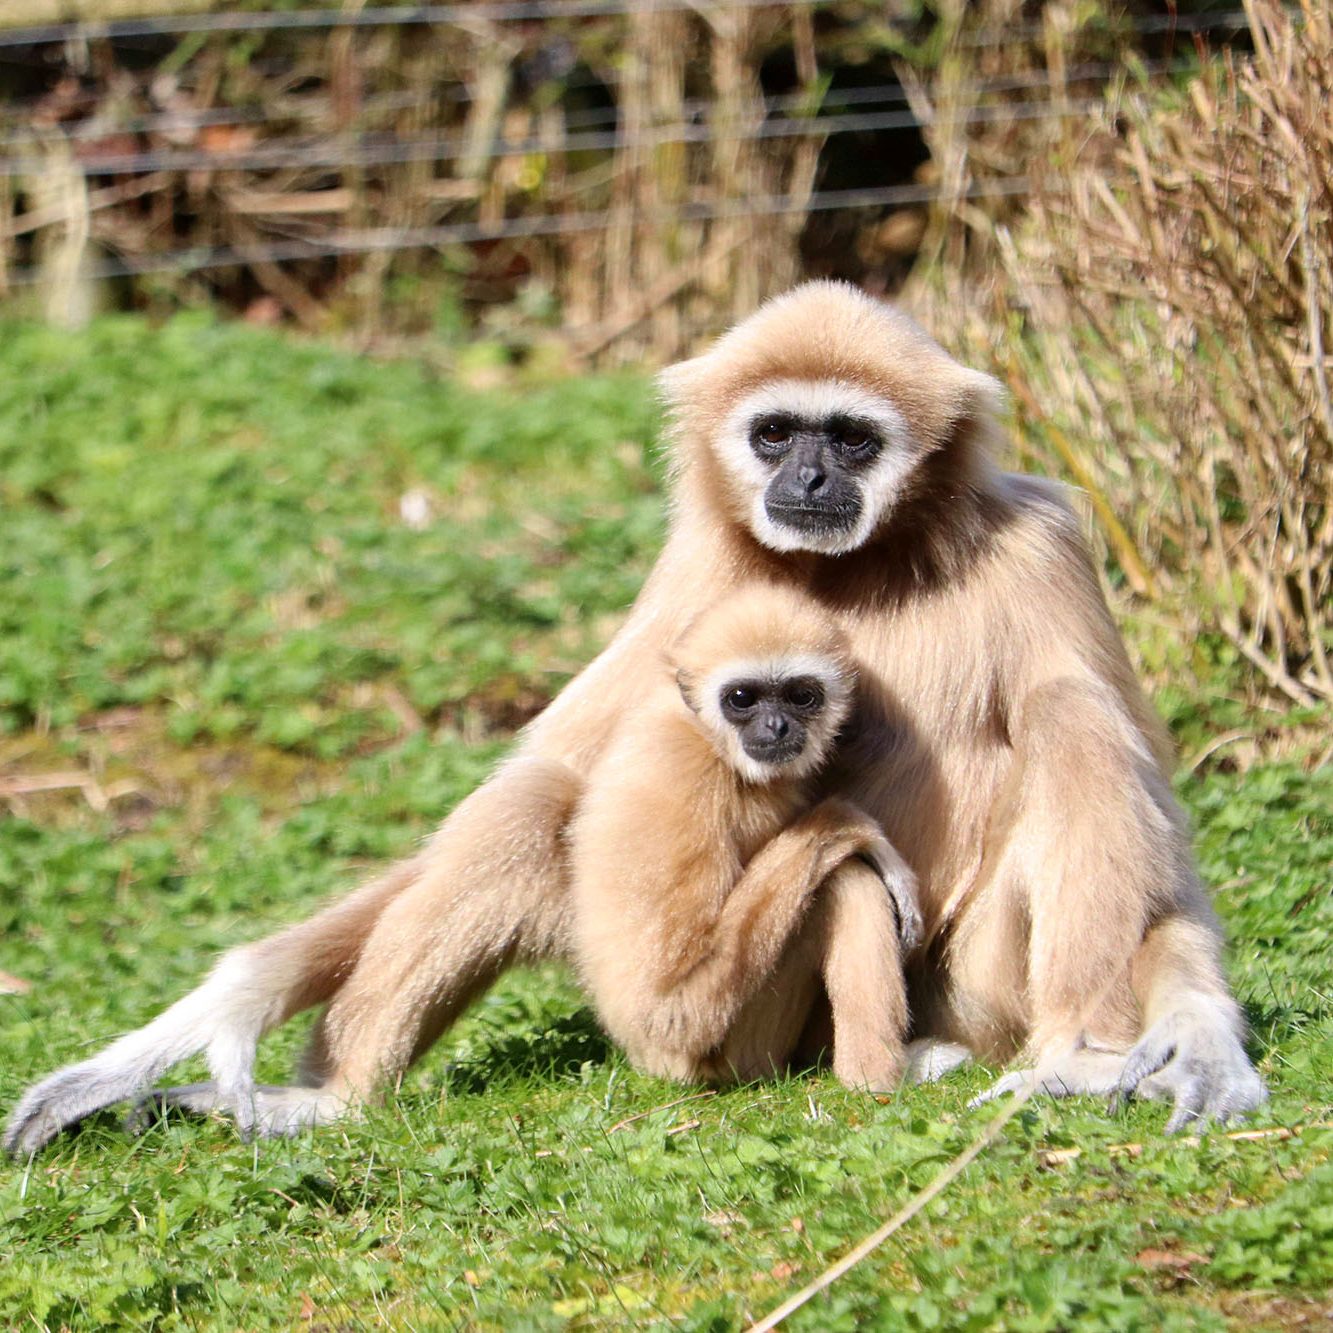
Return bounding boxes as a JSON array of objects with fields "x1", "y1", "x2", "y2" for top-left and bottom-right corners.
[
  {"x1": 6, "y1": 282, "x2": 1264, "y2": 1152},
  {"x1": 571, "y1": 583, "x2": 920, "y2": 1091}
]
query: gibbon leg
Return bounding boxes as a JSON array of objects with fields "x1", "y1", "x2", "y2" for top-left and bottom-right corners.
[
  {"x1": 126, "y1": 1081, "x2": 351, "y2": 1138},
  {"x1": 7, "y1": 757, "x2": 580, "y2": 1152},
  {"x1": 820, "y1": 857, "x2": 912, "y2": 1090},
  {"x1": 4, "y1": 857, "x2": 422, "y2": 1155},
  {"x1": 706, "y1": 940, "x2": 824, "y2": 1084},
  {"x1": 959, "y1": 680, "x2": 1188, "y2": 1104},
  {"x1": 239, "y1": 756, "x2": 582, "y2": 1134}
]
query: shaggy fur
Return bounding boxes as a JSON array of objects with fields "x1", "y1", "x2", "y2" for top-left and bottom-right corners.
[
  {"x1": 571, "y1": 585, "x2": 919, "y2": 1090},
  {"x1": 5, "y1": 282, "x2": 1264, "y2": 1151}
]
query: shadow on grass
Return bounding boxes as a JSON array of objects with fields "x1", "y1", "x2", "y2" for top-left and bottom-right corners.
[{"x1": 442, "y1": 1007, "x2": 613, "y2": 1094}]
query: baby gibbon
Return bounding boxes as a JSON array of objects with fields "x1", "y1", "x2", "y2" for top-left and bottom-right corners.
[{"x1": 570, "y1": 584, "x2": 921, "y2": 1091}]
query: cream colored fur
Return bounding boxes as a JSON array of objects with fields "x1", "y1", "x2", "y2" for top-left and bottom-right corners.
[
  {"x1": 6, "y1": 281, "x2": 1264, "y2": 1151},
  {"x1": 571, "y1": 585, "x2": 918, "y2": 1089}
]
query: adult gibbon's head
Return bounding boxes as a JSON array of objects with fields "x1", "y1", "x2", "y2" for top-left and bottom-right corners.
[
  {"x1": 672, "y1": 585, "x2": 854, "y2": 784},
  {"x1": 660, "y1": 282, "x2": 1005, "y2": 556}
]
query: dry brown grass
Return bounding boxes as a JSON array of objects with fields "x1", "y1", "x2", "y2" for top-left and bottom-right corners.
[
  {"x1": 924, "y1": 0, "x2": 1332, "y2": 709},
  {"x1": 1, "y1": 4, "x2": 827, "y2": 360}
]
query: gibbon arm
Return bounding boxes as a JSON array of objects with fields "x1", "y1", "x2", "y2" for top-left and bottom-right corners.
[
  {"x1": 5, "y1": 538, "x2": 705, "y2": 1152},
  {"x1": 5, "y1": 756, "x2": 585, "y2": 1150},
  {"x1": 588, "y1": 798, "x2": 918, "y2": 1080},
  {"x1": 958, "y1": 673, "x2": 1265, "y2": 1128},
  {"x1": 661, "y1": 800, "x2": 916, "y2": 1025}
]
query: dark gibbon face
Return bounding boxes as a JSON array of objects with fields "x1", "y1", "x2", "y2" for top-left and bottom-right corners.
[
  {"x1": 716, "y1": 381, "x2": 925, "y2": 556},
  {"x1": 681, "y1": 649, "x2": 851, "y2": 785},
  {"x1": 718, "y1": 673, "x2": 827, "y2": 770}
]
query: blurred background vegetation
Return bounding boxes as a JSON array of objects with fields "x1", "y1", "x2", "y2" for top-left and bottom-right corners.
[{"x1": 2, "y1": 0, "x2": 1328, "y2": 737}]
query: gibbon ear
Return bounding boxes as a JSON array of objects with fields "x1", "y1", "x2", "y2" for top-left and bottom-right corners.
[
  {"x1": 927, "y1": 366, "x2": 1007, "y2": 463},
  {"x1": 676, "y1": 668, "x2": 700, "y2": 711},
  {"x1": 657, "y1": 357, "x2": 707, "y2": 411},
  {"x1": 954, "y1": 368, "x2": 1007, "y2": 427}
]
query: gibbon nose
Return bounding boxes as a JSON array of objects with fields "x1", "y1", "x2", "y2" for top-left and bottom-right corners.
[
  {"x1": 754, "y1": 711, "x2": 790, "y2": 743},
  {"x1": 797, "y1": 463, "x2": 826, "y2": 496}
]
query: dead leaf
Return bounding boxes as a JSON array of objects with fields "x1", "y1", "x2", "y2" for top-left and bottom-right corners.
[
  {"x1": 298, "y1": 1291, "x2": 315, "y2": 1321},
  {"x1": 464, "y1": 1270, "x2": 480, "y2": 1287},
  {"x1": 770, "y1": 1261, "x2": 799, "y2": 1281},
  {"x1": 1136, "y1": 1248, "x2": 1208, "y2": 1271},
  {"x1": 198, "y1": 124, "x2": 259, "y2": 155},
  {"x1": 0, "y1": 971, "x2": 31, "y2": 994},
  {"x1": 1039, "y1": 1123, "x2": 1324, "y2": 1168}
]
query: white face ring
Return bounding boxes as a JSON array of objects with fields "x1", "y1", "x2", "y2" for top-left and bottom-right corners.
[
  {"x1": 713, "y1": 379, "x2": 922, "y2": 555},
  {"x1": 694, "y1": 652, "x2": 852, "y2": 784}
]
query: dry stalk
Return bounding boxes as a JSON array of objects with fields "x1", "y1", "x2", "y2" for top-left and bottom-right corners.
[
  {"x1": 5, "y1": 3, "x2": 843, "y2": 357},
  {"x1": 989, "y1": 0, "x2": 1332, "y2": 707}
]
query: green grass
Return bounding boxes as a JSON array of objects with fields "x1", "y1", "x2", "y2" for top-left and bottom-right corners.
[{"x1": 1, "y1": 315, "x2": 1329, "y2": 1331}]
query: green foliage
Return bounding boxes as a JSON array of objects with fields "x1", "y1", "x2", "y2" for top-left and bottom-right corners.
[
  {"x1": 0, "y1": 313, "x2": 663, "y2": 752},
  {"x1": 0, "y1": 317, "x2": 1327, "y2": 1330}
]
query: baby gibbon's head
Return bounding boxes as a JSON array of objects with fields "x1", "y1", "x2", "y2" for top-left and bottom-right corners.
[{"x1": 672, "y1": 585, "x2": 855, "y2": 784}]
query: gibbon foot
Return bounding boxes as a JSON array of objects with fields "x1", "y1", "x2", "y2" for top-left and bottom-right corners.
[
  {"x1": 831, "y1": 1036, "x2": 904, "y2": 1094},
  {"x1": 904, "y1": 1039, "x2": 973, "y2": 1085},
  {"x1": 127, "y1": 1083, "x2": 355, "y2": 1139},
  {"x1": 1114, "y1": 1008, "x2": 1267, "y2": 1134},
  {"x1": 4, "y1": 1064, "x2": 128, "y2": 1157},
  {"x1": 967, "y1": 1047, "x2": 1127, "y2": 1108}
]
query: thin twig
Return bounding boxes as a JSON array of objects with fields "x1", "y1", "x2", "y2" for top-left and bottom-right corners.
[
  {"x1": 1040, "y1": 1122, "x2": 1329, "y2": 1166},
  {"x1": 745, "y1": 1085, "x2": 1038, "y2": 1332},
  {"x1": 608, "y1": 1089, "x2": 717, "y2": 1134}
]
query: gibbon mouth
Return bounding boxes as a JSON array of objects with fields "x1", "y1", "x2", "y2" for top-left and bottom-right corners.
[
  {"x1": 764, "y1": 498, "x2": 860, "y2": 534},
  {"x1": 742, "y1": 738, "x2": 807, "y2": 767}
]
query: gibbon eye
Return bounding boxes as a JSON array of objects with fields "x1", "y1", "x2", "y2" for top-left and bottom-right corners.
[
  {"x1": 784, "y1": 684, "x2": 820, "y2": 709},
  {"x1": 752, "y1": 418, "x2": 794, "y2": 454},
  {"x1": 836, "y1": 427, "x2": 875, "y2": 453},
  {"x1": 724, "y1": 686, "x2": 758, "y2": 711},
  {"x1": 825, "y1": 415, "x2": 879, "y2": 459}
]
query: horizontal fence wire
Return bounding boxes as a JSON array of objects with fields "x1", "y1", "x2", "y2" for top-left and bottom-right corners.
[
  {"x1": 0, "y1": 3, "x2": 1256, "y2": 48},
  {"x1": 0, "y1": 2, "x2": 1258, "y2": 300},
  {"x1": 0, "y1": 98, "x2": 1110, "y2": 177},
  {"x1": 0, "y1": 59, "x2": 1199, "y2": 150},
  {"x1": 4, "y1": 177, "x2": 1033, "y2": 284}
]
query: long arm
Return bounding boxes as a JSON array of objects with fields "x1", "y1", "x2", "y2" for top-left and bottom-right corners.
[
  {"x1": 578, "y1": 795, "x2": 916, "y2": 1081},
  {"x1": 5, "y1": 525, "x2": 718, "y2": 1153},
  {"x1": 948, "y1": 490, "x2": 1265, "y2": 1127},
  {"x1": 660, "y1": 801, "x2": 897, "y2": 1033}
]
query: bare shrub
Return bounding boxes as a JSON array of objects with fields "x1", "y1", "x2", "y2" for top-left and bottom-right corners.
[{"x1": 988, "y1": 0, "x2": 1331, "y2": 707}]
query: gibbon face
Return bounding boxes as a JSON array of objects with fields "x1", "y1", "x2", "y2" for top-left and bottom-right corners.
[
  {"x1": 721, "y1": 379, "x2": 916, "y2": 554},
  {"x1": 660, "y1": 282, "x2": 1004, "y2": 556},
  {"x1": 715, "y1": 668, "x2": 830, "y2": 769},
  {"x1": 672, "y1": 586, "x2": 855, "y2": 784}
]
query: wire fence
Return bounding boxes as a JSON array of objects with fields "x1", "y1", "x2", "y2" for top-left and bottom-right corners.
[
  {"x1": 0, "y1": 0, "x2": 1263, "y2": 352},
  {"x1": 1, "y1": 98, "x2": 1114, "y2": 177},
  {"x1": 0, "y1": 2, "x2": 1255, "y2": 47},
  {"x1": 0, "y1": 57, "x2": 1204, "y2": 149},
  {"x1": 7, "y1": 178, "x2": 1037, "y2": 284}
]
